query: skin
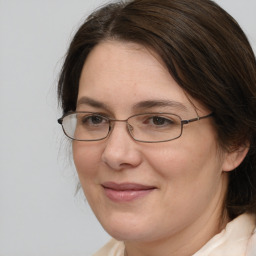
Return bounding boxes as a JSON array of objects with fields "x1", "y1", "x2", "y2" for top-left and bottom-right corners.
[{"x1": 73, "y1": 41, "x2": 247, "y2": 256}]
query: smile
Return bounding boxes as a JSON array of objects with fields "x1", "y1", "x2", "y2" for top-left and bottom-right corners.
[{"x1": 102, "y1": 182, "x2": 156, "y2": 202}]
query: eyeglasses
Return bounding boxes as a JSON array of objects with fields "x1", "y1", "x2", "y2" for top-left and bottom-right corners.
[{"x1": 58, "y1": 112, "x2": 213, "y2": 143}]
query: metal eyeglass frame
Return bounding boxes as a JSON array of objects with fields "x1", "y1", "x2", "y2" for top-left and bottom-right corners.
[{"x1": 58, "y1": 112, "x2": 213, "y2": 143}]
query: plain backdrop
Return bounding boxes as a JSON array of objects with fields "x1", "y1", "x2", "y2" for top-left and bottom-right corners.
[{"x1": 0, "y1": 0, "x2": 255, "y2": 255}]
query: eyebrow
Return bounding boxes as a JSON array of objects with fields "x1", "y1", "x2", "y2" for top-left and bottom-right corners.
[
  {"x1": 76, "y1": 96, "x2": 188, "y2": 112},
  {"x1": 132, "y1": 100, "x2": 188, "y2": 112},
  {"x1": 77, "y1": 97, "x2": 110, "y2": 110}
]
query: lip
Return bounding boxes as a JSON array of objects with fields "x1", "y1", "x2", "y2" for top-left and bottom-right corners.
[{"x1": 102, "y1": 182, "x2": 156, "y2": 202}]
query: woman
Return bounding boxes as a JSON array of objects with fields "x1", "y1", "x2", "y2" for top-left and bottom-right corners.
[{"x1": 57, "y1": 0, "x2": 256, "y2": 255}]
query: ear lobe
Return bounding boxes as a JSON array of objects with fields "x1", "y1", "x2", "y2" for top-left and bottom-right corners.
[{"x1": 222, "y1": 144, "x2": 249, "y2": 172}]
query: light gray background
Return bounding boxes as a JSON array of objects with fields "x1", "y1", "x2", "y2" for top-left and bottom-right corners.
[{"x1": 0, "y1": 1, "x2": 255, "y2": 255}]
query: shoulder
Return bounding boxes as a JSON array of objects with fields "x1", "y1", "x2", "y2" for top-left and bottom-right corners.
[{"x1": 92, "y1": 238, "x2": 125, "y2": 256}]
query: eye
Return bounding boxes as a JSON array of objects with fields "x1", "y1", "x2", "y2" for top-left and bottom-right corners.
[
  {"x1": 143, "y1": 115, "x2": 175, "y2": 127},
  {"x1": 80, "y1": 114, "x2": 107, "y2": 126},
  {"x1": 151, "y1": 116, "x2": 173, "y2": 126}
]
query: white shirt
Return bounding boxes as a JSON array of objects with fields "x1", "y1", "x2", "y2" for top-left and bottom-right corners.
[{"x1": 92, "y1": 213, "x2": 256, "y2": 256}]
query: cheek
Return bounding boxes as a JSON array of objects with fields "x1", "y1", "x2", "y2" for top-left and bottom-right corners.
[
  {"x1": 144, "y1": 140, "x2": 224, "y2": 217},
  {"x1": 72, "y1": 142, "x2": 102, "y2": 179},
  {"x1": 145, "y1": 135, "x2": 222, "y2": 189}
]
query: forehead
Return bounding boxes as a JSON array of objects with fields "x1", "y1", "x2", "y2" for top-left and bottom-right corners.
[
  {"x1": 77, "y1": 40, "x2": 204, "y2": 115},
  {"x1": 80, "y1": 40, "x2": 170, "y2": 85}
]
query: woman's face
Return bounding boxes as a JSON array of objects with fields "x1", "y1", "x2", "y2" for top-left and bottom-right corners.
[{"x1": 73, "y1": 41, "x2": 231, "y2": 245}]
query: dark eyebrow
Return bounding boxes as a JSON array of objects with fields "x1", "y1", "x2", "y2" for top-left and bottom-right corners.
[
  {"x1": 77, "y1": 97, "x2": 188, "y2": 112},
  {"x1": 132, "y1": 100, "x2": 188, "y2": 112},
  {"x1": 76, "y1": 96, "x2": 110, "y2": 110}
]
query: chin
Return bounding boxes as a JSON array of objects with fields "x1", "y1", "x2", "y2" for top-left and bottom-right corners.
[{"x1": 99, "y1": 215, "x2": 156, "y2": 242}]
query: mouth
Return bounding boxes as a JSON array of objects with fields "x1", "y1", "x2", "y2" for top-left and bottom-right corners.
[{"x1": 102, "y1": 182, "x2": 156, "y2": 202}]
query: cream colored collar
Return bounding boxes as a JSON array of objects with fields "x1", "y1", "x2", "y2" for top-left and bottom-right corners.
[{"x1": 193, "y1": 213, "x2": 256, "y2": 256}]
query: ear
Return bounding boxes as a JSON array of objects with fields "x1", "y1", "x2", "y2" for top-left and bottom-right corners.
[{"x1": 222, "y1": 144, "x2": 249, "y2": 172}]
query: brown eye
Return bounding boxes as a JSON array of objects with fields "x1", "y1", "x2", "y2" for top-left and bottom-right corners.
[
  {"x1": 81, "y1": 114, "x2": 106, "y2": 126},
  {"x1": 152, "y1": 116, "x2": 173, "y2": 126}
]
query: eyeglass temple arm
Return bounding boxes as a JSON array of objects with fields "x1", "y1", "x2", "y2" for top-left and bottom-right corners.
[{"x1": 181, "y1": 113, "x2": 213, "y2": 125}]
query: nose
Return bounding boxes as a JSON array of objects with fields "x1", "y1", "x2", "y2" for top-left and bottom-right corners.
[{"x1": 101, "y1": 122, "x2": 142, "y2": 171}]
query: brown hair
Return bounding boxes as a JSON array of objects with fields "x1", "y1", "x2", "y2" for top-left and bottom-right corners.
[{"x1": 58, "y1": 0, "x2": 256, "y2": 219}]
